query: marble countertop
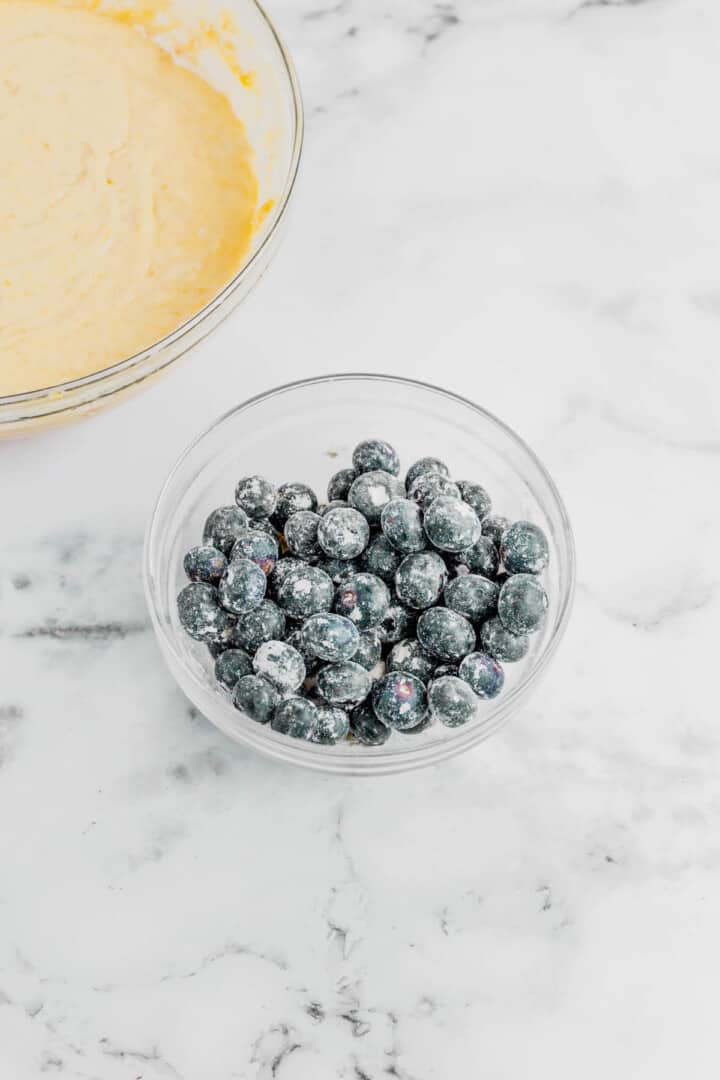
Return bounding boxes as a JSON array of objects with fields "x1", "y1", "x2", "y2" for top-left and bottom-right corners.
[{"x1": 2, "y1": 0, "x2": 719, "y2": 1076}]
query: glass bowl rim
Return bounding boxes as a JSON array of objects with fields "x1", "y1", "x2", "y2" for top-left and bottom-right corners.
[
  {"x1": 0, "y1": 0, "x2": 304, "y2": 409},
  {"x1": 143, "y1": 372, "x2": 577, "y2": 774}
]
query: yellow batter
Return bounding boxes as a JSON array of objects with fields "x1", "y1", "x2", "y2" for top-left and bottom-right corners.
[{"x1": 0, "y1": 1, "x2": 258, "y2": 396}]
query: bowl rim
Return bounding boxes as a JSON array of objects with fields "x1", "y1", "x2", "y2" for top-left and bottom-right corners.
[
  {"x1": 0, "y1": 0, "x2": 304, "y2": 410},
  {"x1": 144, "y1": 372, "x2": 577, "y2": 774}
]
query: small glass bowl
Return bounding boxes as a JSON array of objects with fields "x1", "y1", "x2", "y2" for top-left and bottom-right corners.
[
  {"x1": 144, "y1": 374, "x2": 575, "y2": 775},
  {"x1": 0, "y1": 0, "x2": 302, "y2": 436}
]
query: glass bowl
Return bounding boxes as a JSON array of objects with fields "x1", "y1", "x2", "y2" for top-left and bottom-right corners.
[
  {"x1": 0, "y1": 0, "x2": 302, "y2": 437},
  {"x1": 144, "y1": 374, "x2": 576, "y2": 775}
]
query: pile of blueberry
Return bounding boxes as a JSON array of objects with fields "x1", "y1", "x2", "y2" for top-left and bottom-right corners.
[{"x1": 176, "y1": 439, "x2": 550, "y2": 747}]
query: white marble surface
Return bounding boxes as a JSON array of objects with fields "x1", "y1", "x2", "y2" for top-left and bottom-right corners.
[{"x1": 2, "y1": 0, "x2": 720, "y2": 1076}]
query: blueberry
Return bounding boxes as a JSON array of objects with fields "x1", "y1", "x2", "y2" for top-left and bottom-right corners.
[
  {"x1": 327, "y1": 468, "x2": 357, "y2": 502},
  {"x1": 218, "y1": 558, "x2": 267, "y2": 614},
  {"x1": 452, "y1": 536, "x2": 499, "y2": 578},
  {"x1": 349, "y1": 471, "x2": 404, "y2": 524},
  {"x1": 251, "y1": 518, "x2": 282, "y2": 543},
  {"x1": 408, "y1": 472, "x2": 460, "y2": 508},
  {"x1": 272, "y1": 482, "x2": 318, "y2": 528},
  {"x1": 381, "y1": 498, "x2": 426, "y2": 554},
  {"x1": 376, "y1": 602, "x2": 414, "y2": 644},
  {"x1": 417, "y1": 608, "x2": 475, "y2": 661},
  {"x1": 316, "y1": 557, "x2": 359, "y2": 584},
  {"x1": 387, "y1": 638, "x2": 436, "y2": 682},
  {"x1": 301, "y1": 612, "x2": 360, "y2": 662},
  {"x1": 480, "y1": 617, "x2": 529, "y2": 662},
  {"x1": 457, "y1": 481, "x2": 492, "y2": 522},
  {"x1": 372, "y1": 671, "x2": 428, "y2": 731},
  {"x1": 352, "y1": 438, "x2": 400, "y2": 476},
  {"x1": 234, "y1": 475, "x2": 277, "y2": 520},
  {"x1": 498, "y1": 574, "x2": 548, "y2": 634},
  {"x1": 277, "y1": 565, "x2": 334, "y2": 618},
  {"x1": 444, "y1": 574, "x2": 498, "y2": 622},
  {"x1": 395, "y1": 551, "x2": 447, "y2": 609},
  {"x1": 269, "y1": 557, "x2": 303, "y2": 596},
  {"x1": 202, "y1": 506, "x2": 250, "y2": 556},
  {"x1": 177, "y1": 582, "x2": 235, "y2": 643},
  {"x1": 253, "y1": 639, "x2": 306, "y2": 693},
  {"x1": 214, "y1": 648, "x2": 254, "y2": 691},
  {"x1": 423, "y1": 496, "x2": 481, "y2": 553},
  {"x1": 458, "y1": 652, "x2": 505, "y2": 699},
  {"x1": 184, "y1": 545, "x2": 227, "y2": 585},
  {"x1": 405, "y1": 457, "x2": 450, "y2": 490},
  {"x1": 309, "y1": 706, "x2": 350, "y2": 745},
  {"x1": 349, "y1": 699, "x2": 391, "y2": 745},
  {"x1": 230, "y1": 600, "x2": 286, "y2": 653},
  {"x1": 430, "y1": 662, "x2": 459, "y2": 682},
  {"x1": 482, "y1": 515, "x2": 511, "y2": 547},
  {"x1": 233, "y1": 674, "x2": 279, "y2": 723},
  {"x1": 318, "y1": 500, "x2": 348, "y2": 516},
  {"x1": 285, "y1": 628, "x2": 321, "y2": 676},
  {"x1": 271, "y1": 696, "x2": 317, "y2": 738},
  {"x1": 230, "y1": 530, "x2": 279, "y2": 576},
  {"x1": 352, "y1": 629, "x2": 383, "y2": 670},
  {"x1": 428, "y1": 676, "x2": 477, "y2": 728},
  {"x1": 317, "y1": 661, "x2": 372, "y2": 705},
  {"x1": 360, "y1": 534, "x2": 401, "y2": 582},
  {"x1": 334, "y1": 572, "x2": 390, "y2": 630},
  {"x1": 500, "y1": 521, "x2": 549, "y2": 575},
  {"x1": 318, "y1": 507, "x2": 370, "y2": 560},
  {"x1": 207, "y1": 641, "x2": 228, "y2": 659},
  {"x1": 284, "y1": 510, "x2": 322, "y2": 559}
]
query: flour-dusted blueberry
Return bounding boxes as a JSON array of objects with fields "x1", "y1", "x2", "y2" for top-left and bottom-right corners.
[
  {"x1": 334, "y1": 572, "x2": 390, "y2": 630},
  {"x1": 177, "y1": 582, "x2": 235, "y2": 643},
  {"x1": 251, "y1": 518, "x2": 282, "y2": 543},
  {"x1": 327, "y1": 467, "x2": 357, "y2": 502},
  {"x1": 202, "y1": 505, "x2": 250, "y2": 556},
  {"x1": 230, "y1": 530, "x2": 279, "y2": 576},
  {"x1": 430, "y1": 662, "x2": 459, "y2": 682},
  {"x1": 233, "y1": 674, "x2": 279, "y2": 723},
  {"x1": 285, "y1": 628, "x2": 321, "y2": 676},
  {"x1": 271, "y1": 696, "x2": 317, "y2": 738},
  {"x1": 457, "y1": 481, "x2": 492, "y2": 522},
  {"x1": 395, "y1": 551, "x2": 447, "y2": 610},
  {"x1": 349, "y1": 699, "x2": 391, "y2": 745},
  {"x1": 349, "y1": 471, "x2": 404, "y2": 524},
  {"x1": 301, "y1": 612, "x2": 360, "y2": 662},
  {"x1": 284, "y1": 510, "x2": 322, "y2": 559},
  {"x1": 317, "y1": 661, "x2": 372, "y2": 705},
  {"x1": 482, "y1": 515, "x2": 511, "y2": 548},
  {"x1": 230, "y1": 600, "x2": 286, "y2": 653},
  {"x1": 480, "y1": 617, "x2": 529, "y2": 662},
  {"x1": 417, "y1": 607, "x2": 475, "y2": 661},
  {"x1": 360, "y1": 534, "x2": 401, "y2": 582},
  {"x1": 277, "y1": 564, "x2": 335, "y2": 618},
  {"x1": 498, "y1": 574, "x2": 548, "y2": 634},
  {"x1": 214, "y1": 648, "x2": 254, "y2": 691},
  {"x1": 253, "y1": 639, "x2": 306, "y2": 693},
  {"x1": 309, "y1": 706, "x2": 350, "y2": 745},
  {"x1": 423, "y1": 496, "x2": 481, "y2": 554},
  {"x1": 500, "y1": 521, "x2": 550, "y2": 575},
  {"x1": 318, "y1": 500, "x2": 348, "y2": 516},
  {"x1": 376, "y1": 602, "x2": 414, "y2": 644},
  {"x1": 408, "y1": 472, "x2": 461, "y2": 508},
  {"x1": 218, "y1": 557, "x2": 266, "y2": 615},
  {"x1": 352, "y1": 439, "x2": 400, "y2": 476},
  {"x1": 458, "y1": 652, "x2": 505, "y2": 699},
  {"x1": 269, "y1": 557, "x2": 303, "y2": 597},
  {"x1": 316, "y1": 557, "x2": 359, "y2": 584},
  {"x1": 184, "y1": 545, "x2": 227, "y2": 585},
  {"x1": 318, "y1": 506, "x2": 370, "y2": 560},
  {"x1": 387, "y1": 638, "x2": 436, "y2": 682},
  {"x1": 234, "y1": 475, "x2": 277, "y2": 520},
  {"x1": 444, "y1": 574, "x2": 498, "y2": 622},
  {"x1": 428, "y1": 676, "x2": 477, "y2": 728},
  {"x1": 405, "y1": 457, "x2": 450, "y2": 491},
  {"x1": 352, "y1": 629, "x2": 383, "y2": 670},
  {"x1": 372, "y1": 671, "x2": 428, "y2": 731},
  {"x1": 381, "y1": 498, "x2": 426, "y2": 554},
  {"x1": 452, "y1": 536, "x2": 499, "y2": 578},
  {"x1": 272, "y1": 482, "x2": 318, "y2": 528}
]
